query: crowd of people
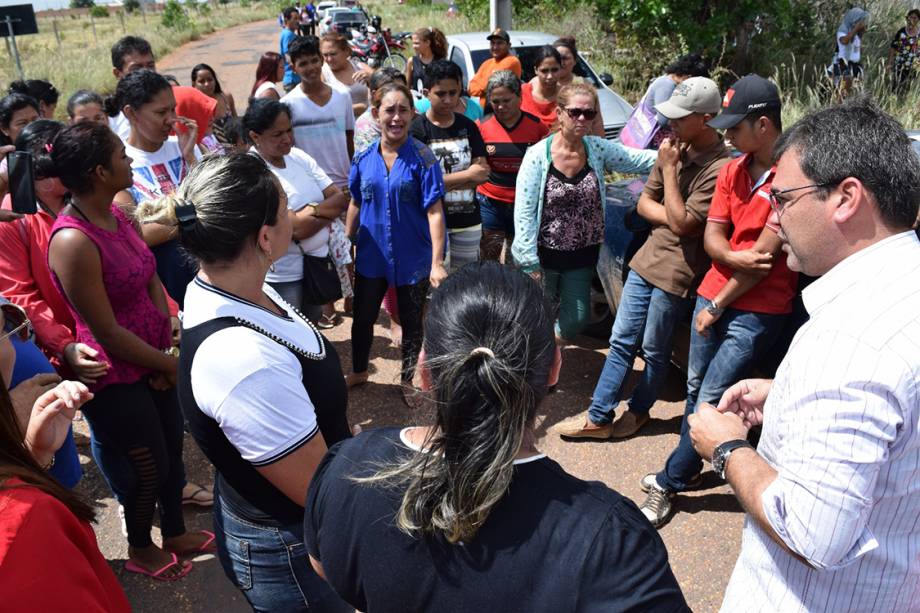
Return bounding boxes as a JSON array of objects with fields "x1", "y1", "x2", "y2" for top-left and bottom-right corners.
[{"x1": 0, "y1": 4, "x2": 918, "y2": 612}]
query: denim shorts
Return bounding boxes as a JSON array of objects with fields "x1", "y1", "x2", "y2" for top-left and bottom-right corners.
[
  {"x1": 479, "y1": 193, "x2": 515, "y2": 235},
  {"x1": 213, "y1": 490, "x2": 352, "y2": 613}
]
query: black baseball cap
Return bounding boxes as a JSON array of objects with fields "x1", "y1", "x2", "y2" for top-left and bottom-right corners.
[
  {"x1": 487, "y1": 28, "x2": 511, "y2": 43},
  {"x1": 707, "y1": 74, "x2": 781, "y2": 130}
]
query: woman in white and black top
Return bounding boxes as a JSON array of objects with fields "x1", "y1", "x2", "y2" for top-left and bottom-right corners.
[
  {"x1": 244, "y1": 98, "x2": 348, "y2": 323},
  {"x1": 136, "y1": 153, "x2": 352, "y2": 613}
]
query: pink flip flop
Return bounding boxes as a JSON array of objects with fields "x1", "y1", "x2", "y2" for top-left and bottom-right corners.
[
  {"x1": 124, "y1": 552, "x2": 192, "y2": 582},
  {"x1": 167, "y1": 530, "x2": 217, "y2": 557}
]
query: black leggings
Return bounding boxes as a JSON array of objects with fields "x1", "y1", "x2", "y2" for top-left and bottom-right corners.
[
  {"x1": 351, "y1": 273, "x2": 428, "y2": 383},
  {"x1": 82, "y1": 379, "x2": 187, "y2": 548}
]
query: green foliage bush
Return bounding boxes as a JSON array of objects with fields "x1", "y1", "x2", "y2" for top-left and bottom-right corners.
[
  {"x1": 162, "y1": 0, "x2": 193, "y2": 29},
  {"x1": 89, "y1": 5, "x2": 109, "y2": 18},
  {"x1": 69, "y1": 0, "x2": 94, "y2": 8},
  {"x1": 123, "y1": 0, "x2": 141, "y2": 13}
]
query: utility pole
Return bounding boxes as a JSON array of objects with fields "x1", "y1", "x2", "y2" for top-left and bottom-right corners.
[{"x1": 490, "y1": 0, "x2": 511, "y2": 31}]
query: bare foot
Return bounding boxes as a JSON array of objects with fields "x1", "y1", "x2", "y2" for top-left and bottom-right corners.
[
  {"x1": 163, "y1": 530, "x2": 216, "y2": 556},
  {"x1": 389, "y1": 322, "x2": 402, "y2": 348},
  {"x1": 128, "y1": 544, "x2": 192, "y2": 578},
  {"x1": 345, "y1": 372, "x2": 369, "y2": 387}
]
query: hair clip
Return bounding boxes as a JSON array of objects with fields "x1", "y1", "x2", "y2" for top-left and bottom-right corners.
[
  {"x1": 44, "y1": 143, "x2": 53, "y2": 153},
  {"x1": 470, "y1": 347, "x2": 495, "y2": 359},
  {"x1": 174, "y1": 202, "x2": 198, "y2": 230}
]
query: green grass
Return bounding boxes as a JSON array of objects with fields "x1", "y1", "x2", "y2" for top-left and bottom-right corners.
[{"x1": 0, "y1": 1, "x2": 275, "y2": 119}]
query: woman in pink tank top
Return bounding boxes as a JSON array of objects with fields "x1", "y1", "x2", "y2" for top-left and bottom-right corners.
[{"x1": 46, "y1": 123, "x2": 213, "y2": 581}]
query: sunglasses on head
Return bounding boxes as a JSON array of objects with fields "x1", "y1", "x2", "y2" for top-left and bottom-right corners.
[
  {"x1": 563, "y1": 107, "x2": 598, "y2": 121},
  {"x1": 0, "y1": 302, "x2": 32, "y2": 344}
]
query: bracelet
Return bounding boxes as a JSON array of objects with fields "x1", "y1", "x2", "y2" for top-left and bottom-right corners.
[{"x1": 164, "y1": 346, "x2": 180, "y2": 358}]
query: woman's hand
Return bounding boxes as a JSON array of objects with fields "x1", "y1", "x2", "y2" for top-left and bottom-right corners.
[
  {"x1": 173, "y1": 116, "x2": 199, "y2": 164},
  {"x1": 63, "y1": 342, "x2": 109, "y2": 384},
  {"x1": 25, "y1": 381, "x2": 93, "y2": 467},
  {"x1": 429, "y1": 262, "x2": 448, "y2": 288}
]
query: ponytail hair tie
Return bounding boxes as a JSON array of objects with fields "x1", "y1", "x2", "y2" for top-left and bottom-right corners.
[
  {"x1": 470, "y1": 347, "x2": 494, "y2": 359},
  {"x1": 174, "y1": 202, "x2": 198, "y2": 230},
  {"x1": 44, "y1": 143, "x2": 53, "y2": 153}
]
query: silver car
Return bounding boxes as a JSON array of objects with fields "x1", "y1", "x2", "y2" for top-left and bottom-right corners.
[{"x1": 446, "y1": 31, "x2": 634, "y2": 139}]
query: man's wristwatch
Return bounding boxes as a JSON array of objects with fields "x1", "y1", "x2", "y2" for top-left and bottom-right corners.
[
  {"x1": 706, "y1": 298, "x2": 724, "y2": 318},
  {"x1": 712, "y1": 439, "x2": 753, "y2": 480}
]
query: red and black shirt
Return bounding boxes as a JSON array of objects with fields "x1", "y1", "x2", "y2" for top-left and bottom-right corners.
[{"x1": 476, "y1": 111, "x2": 549, "y2": 204}]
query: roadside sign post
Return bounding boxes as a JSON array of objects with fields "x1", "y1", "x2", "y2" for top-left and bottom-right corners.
[
  {"x1": 0, "y1": 5, "x2": 38, "y2": 81},
  {"x1": 3, "y1": 16, "x2": 24, "y2": 81}
]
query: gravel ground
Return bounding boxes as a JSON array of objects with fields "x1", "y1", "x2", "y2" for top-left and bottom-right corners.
[{"x1": 77, "y1": 19, "x2": 745, "y2": 612}]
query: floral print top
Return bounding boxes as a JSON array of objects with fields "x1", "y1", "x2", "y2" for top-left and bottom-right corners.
[
  {"x1": 538, "y1": 164, "x2": 603, "y2": 251},
  {"x1": 890, "y1": 27, "x2": 919, "y2": 71}
]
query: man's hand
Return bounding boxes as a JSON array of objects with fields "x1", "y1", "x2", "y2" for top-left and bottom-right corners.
[
  {"x1": 688, "y1": 403, "x2": 749, "y2": 462},
  {"x1": 726, "y1": 249, "x2": 773, "y2": 274},
  {"x1": 63, "y1": 342, "x2": 109, "y2": 384},
  {"x1": 25, "y1": 380, "x2": 93, "y2": 466},
  {"x1": 429, "y1": 262, "x2": 448, "y2": 288},
  {"x1": 528, "y1": 269, "x2": 543, "y2": 284},
  {"x1": 657, "y1": 138, "x2": 681, "y2": 169},
  {"x1": 694, "y1": 307, "x2": 720, "y2": 337},
  {"x1": 10, "y1": 373, "x2": 62, "y2": 433},
  {"x1": 717, "y1": 378, "x2": 772, "y2": 428}
]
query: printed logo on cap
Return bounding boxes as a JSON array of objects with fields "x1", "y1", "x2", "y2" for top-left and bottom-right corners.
[{"x1": 673, "y1": 82, "x2": 691, "y2": 97}]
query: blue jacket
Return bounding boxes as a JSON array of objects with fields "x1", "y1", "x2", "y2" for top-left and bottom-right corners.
[{"x1": 511, "y1": 134, "x2": 657, "y2": 272}]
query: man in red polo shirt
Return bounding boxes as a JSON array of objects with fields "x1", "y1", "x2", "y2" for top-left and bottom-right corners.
[{"x1": 637, "y1": 75, "x2": 798, "y2": 527}]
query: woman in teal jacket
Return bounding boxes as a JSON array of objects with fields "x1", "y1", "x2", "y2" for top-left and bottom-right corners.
[{"x1": 512, "y1": 83, "x2": 656, "y2": 341}]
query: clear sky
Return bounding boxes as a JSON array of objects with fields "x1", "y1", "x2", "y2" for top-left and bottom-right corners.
[{"x1": 0, "y1": 1, "x2": 128, "y2": 11}]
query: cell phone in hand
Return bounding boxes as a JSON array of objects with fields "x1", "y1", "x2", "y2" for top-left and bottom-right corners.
[{"x1": 8, "y1": 151, "x2": 37, "y2": 215}]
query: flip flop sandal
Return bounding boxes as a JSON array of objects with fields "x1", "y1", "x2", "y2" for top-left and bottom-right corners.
[
  {"x1": 167, "y1": 530, "x2": 217, "y2": 557},
  {"x1": 124, "y1": 552, "x2": 192, "y2": 582},
  {"x1": 182, "y1": 485, "x2": 214, "y2": 508}
]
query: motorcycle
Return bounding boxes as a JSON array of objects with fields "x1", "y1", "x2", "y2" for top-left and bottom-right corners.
[{"x1": 349, "y1": 17, "x2": 407, "y2": 71}]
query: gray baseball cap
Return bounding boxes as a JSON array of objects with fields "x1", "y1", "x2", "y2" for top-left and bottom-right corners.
[{"x1": 655, "y1": 76, "x2": 722, "y2": 120}]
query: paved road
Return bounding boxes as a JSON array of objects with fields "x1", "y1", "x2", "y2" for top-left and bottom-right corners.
[{"x1": 77, "y1": 17, "x2": 745, "y2": 613}]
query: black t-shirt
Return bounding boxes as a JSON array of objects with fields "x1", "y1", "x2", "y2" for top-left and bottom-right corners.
[
  {"x1": 410, "y1": 112, "x2": 487, "y2": 230},
  {"x1": 305, "y1": 427, "x2": 690, "y2": 613}
]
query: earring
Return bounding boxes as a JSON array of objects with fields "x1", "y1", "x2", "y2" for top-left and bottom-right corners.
[{"x1": 264, "y1": 249, "x2": 276, "y2": 273}]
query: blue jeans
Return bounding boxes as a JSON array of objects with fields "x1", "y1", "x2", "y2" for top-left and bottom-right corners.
[
  {"x1": 656, "y1": 297, "x2": 786, "y2": 492},
  {"x1": 588, "y1": 271, "x2": 690, "y2": 425},
  {"x1": 213, "y1": 487, "x2": 352, "y2": 613},
  {"x1": 268, "y1": 279, "x2": 323, "y2": 323}
]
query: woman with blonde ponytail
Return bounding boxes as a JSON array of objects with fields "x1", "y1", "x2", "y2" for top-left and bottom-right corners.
[
  {"x1": 304, "y1": 261, "x2": 689, "y2": 613},
  {"x1": 155, "y1": 153, "x2": 353, "y2": 612}
]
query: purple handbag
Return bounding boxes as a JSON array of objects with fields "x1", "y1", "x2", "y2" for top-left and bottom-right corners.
[{"x1": 619, "y1": 93, "x2": 660, "y2": 149}]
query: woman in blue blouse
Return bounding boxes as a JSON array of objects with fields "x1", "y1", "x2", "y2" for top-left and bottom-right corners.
[
  {"x1": 344, "y1": 82, "x2": 447, "y2": 405},
  {"x1": 512, "y1": 83, "x2": 657, "y2": 341}
]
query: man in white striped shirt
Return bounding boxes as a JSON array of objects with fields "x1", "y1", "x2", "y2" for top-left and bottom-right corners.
[{"x1": 687, "y1": 98, "x2": 920, "y2": 612}]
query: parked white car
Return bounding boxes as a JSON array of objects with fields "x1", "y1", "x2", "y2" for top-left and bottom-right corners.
[
  {"x1": 446, "y1": 31, "x2": 634, "y2": 140},
  {"x1": 316, "y1": 1, "x2": 338, "y2": 21}
]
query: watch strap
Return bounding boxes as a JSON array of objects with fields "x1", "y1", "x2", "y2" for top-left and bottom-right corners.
[{"x1": 715, "y1": 439, "x2": 753, "y2": 479}]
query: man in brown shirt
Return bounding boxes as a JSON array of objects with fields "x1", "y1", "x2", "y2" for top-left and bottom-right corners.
[{"x1": 559, "y1": 77, "x2": 730, "y2": 441}]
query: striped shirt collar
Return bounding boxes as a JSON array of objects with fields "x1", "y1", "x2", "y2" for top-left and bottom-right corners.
[{"x1": 802, "y1": 231, "x2": 918, "y2": 317}]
